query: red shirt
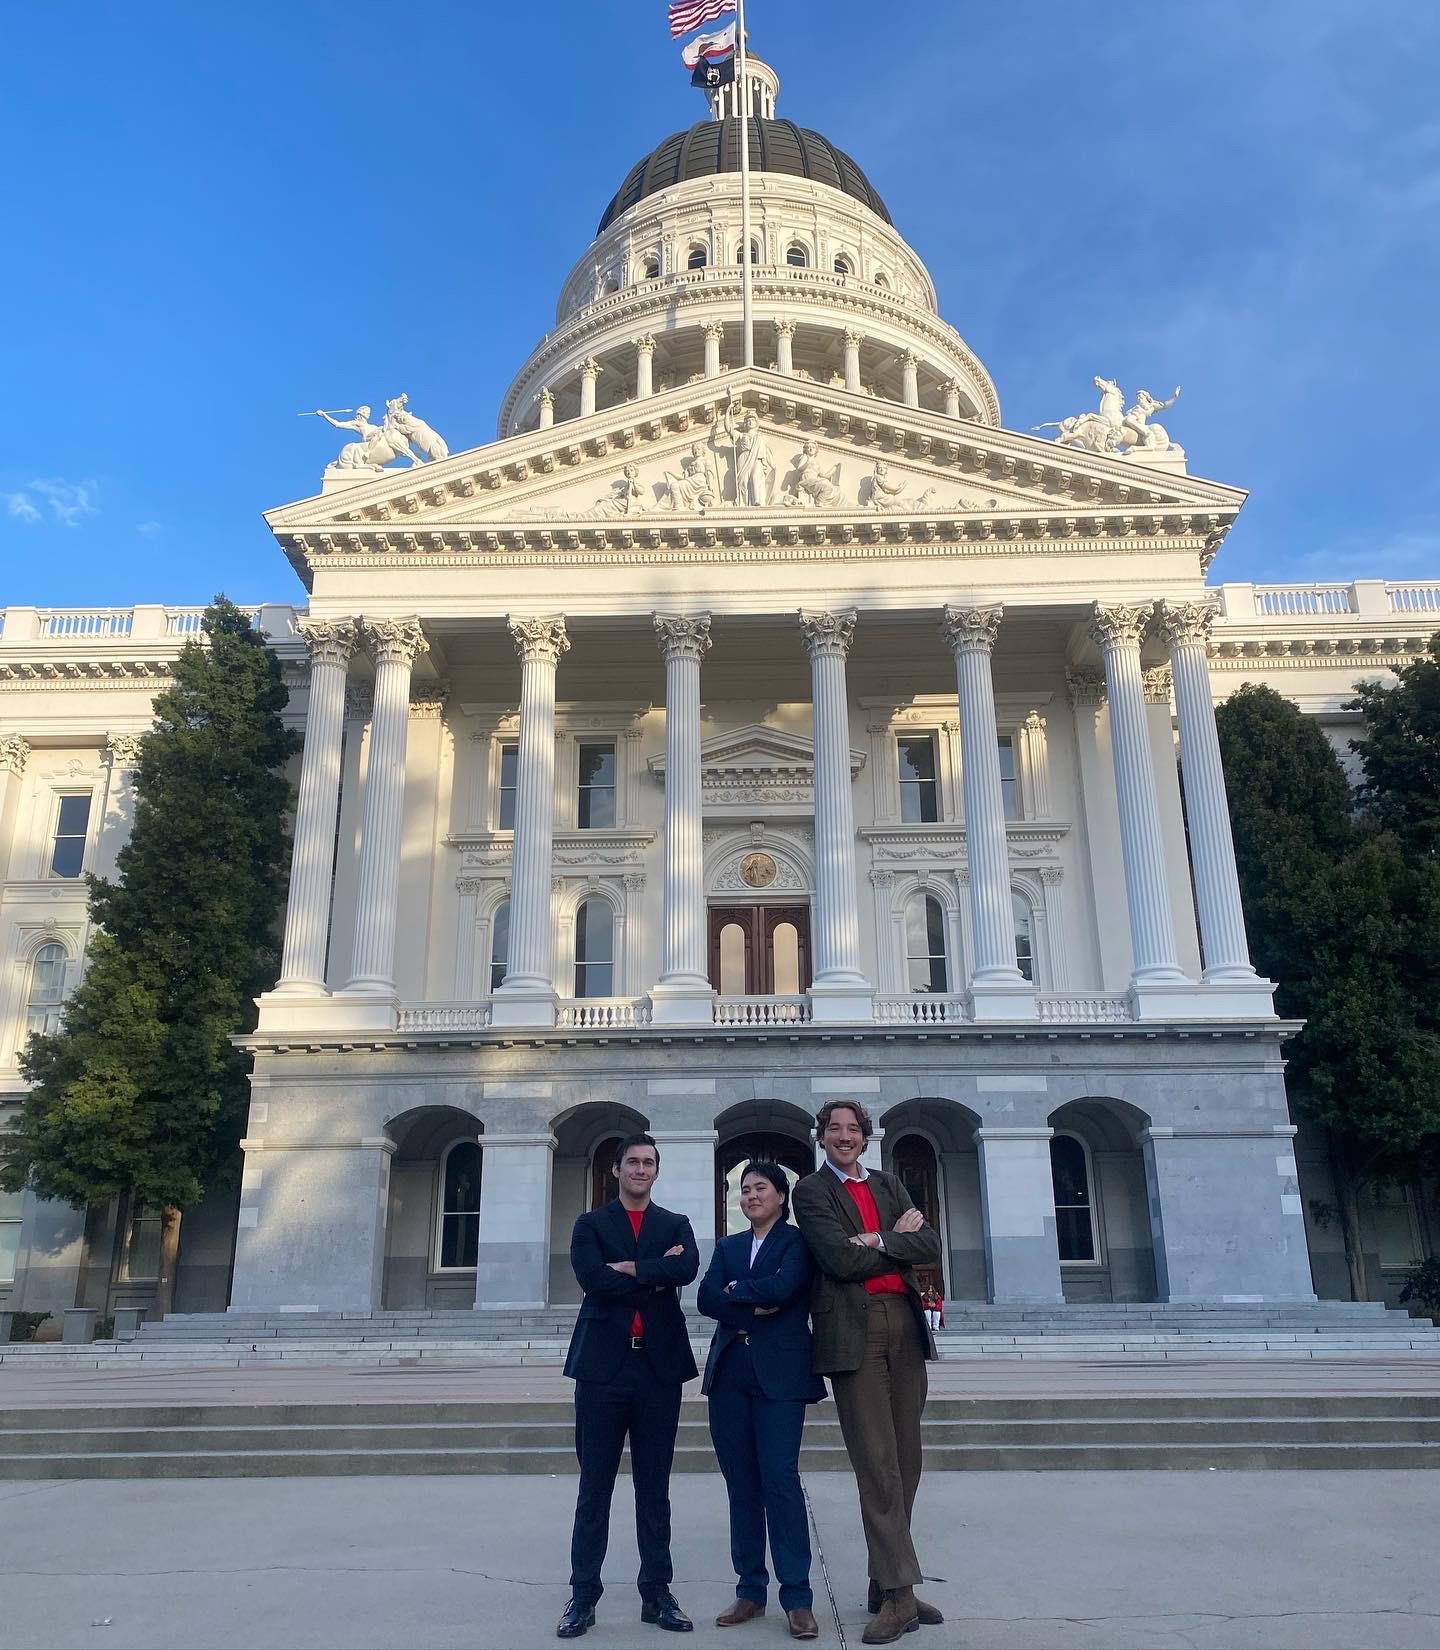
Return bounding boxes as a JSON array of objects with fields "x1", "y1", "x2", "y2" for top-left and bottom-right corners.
[
  {"x1": 843, "y1": 1177, "x2": 909, "y2": 1297},
  {"x1": 626, "y1": 1207, "x2": 645, "y2": 1338}
]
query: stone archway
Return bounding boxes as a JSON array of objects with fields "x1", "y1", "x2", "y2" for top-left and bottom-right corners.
[
  {"x1": 880, "y1": 1098, "x2": 985, "y2": 1302},
  {"x1": 548, "y1": 1101, "x2": 650, "y2": 1304},
  {"x1": 381, "y1": 1104, "x2": 484, "y2": 1310},
  {"x1": 1047, "y1": 1097, "x2": 1156, "y2": 1303},
  {"x1": 713, "y1": 1100, "x2": 816, "y2": 1238}
]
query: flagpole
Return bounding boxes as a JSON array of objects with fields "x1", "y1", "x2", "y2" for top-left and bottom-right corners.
[{"x1": 736, "y1": 0, "x2": 754, "y2": 368}]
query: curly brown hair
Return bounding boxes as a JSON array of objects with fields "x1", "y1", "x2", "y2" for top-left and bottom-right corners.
[{"x1": 814, "y1": 1099, "x2": 875, "y2": 1141}]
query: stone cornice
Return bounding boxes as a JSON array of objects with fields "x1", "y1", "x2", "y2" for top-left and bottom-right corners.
[{"x1": 1206, "y1": 633, "x2": 1433, "y2": 667}]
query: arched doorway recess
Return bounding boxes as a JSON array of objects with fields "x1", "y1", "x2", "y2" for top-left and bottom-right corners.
[
  {"x1": 1047, "y1": 1098, "x2": 1157, "y2": 1302},
  {"x1": 549, "y1": 1102, "x2": 650, "y2": 1304},
  {"x1": 880, "y1": 1099, "x2": 985, "y2": 1302},
  {"x1": 713, "y1": 1100, "x2": 816, "y2": 1237},
  {"x1": 381, "y1": 1105, "x2": 484, "y2": 1309}
]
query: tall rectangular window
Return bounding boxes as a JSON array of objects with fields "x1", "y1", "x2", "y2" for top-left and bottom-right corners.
[
  {"x1": 119, "y1": 1204, "x2": 163, "y2": 1281},
  {"x1": 0, "y1": 1188, "x2": 24, "y2": 1285},
  {"x1": 497, "y1": 744, "x2": 518, "y2": 830},
  {"x1": 997, "y1": 736, "x2": 1019, "y2": 821},
  {"x1": 577, "y1": 742, "x2": 617, "y2": 829},
  {"x1": 51, "y1": 793, "x2": 91, "y2": 878},
  {"x1": 897, "y1": 735, "x2": 939, "y2": 823}
]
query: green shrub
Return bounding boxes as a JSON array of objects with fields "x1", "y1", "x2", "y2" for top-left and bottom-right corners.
[
  {"x1": 7, "y1": 1310, "x2": 52, "y2": 1342},
  {"x1": 1399, "y1": 1257, "x2": 1440, "y2": 1323}
]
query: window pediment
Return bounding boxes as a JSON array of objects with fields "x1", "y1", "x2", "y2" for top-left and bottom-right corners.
[{"x1": 652, "y1": 724, "x2": 865, "y2": 816}]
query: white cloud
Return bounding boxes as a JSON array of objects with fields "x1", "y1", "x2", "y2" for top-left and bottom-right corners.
[
  {"x1": 3, "y1": 491, "x2": 40, "y2": 523},
  {"x1": 28, "y1": 477, "x2": 99, "y2": 528},
  {"x1": 136, "y1": 520, "x2": 164, "y2": 539},
  {"x1": 1276, "y1": 530, "x2": 1440, "y2": 586}
]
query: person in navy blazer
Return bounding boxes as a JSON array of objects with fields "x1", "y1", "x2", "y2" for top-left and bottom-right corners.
[
  {"x1": 558, "y1": 1134, "x2": 700, "y2": 1639},
  {"x1": 698, "y1": 1162, "x2": 827, "y2": 1641}
]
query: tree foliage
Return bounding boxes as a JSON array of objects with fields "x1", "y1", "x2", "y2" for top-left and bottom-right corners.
[
  {"x1": 1348, "y1": 632, "x2": 1440, "y2": 860},
  {"x1": 0, "y1": 599, "x2": 299, "y2": 1218},
  {"x1": 1216, "y1": 682, "x2": 1440, "y2": 1295}
]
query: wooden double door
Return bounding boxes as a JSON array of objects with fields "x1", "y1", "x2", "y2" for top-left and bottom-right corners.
[{"x1": 708, "y1": 904, "x2": 811, "y2": 996}]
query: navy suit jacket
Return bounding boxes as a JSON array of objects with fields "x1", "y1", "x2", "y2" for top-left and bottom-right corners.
[
  {"x1": 697, "y1": 1221, "x2": 827, "y2": 1404},
  {"x1": 563, "y1": 1199, "x2": 700, "y2": 1387}
]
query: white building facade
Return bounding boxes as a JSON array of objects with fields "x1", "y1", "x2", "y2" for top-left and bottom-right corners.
[{"x1": 3, "y1": 63, "x2": 1437, "y2": 1324}]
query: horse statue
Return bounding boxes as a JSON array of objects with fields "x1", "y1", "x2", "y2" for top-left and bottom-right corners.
[{"x1": 1032, "y1": 375, "x2": 1124, "y2": 453}]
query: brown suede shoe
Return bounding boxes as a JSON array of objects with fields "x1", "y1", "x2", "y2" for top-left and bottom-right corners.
[
  {"x1": 787, "y1": 1606, "x2": 819, "y2": 1639},
  {"x1": 715, "y1": 1598, "x2": 765, "y2": 1628},
  {"x1": 867, "y1": 1580, "x2": 942, "y2": 1625},
  {"x1": 861, "y1": 1589, "x2": 919, "y2": 1645}
]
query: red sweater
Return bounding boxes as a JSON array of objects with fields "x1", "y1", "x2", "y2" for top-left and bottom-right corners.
[{"x1": 843, "y1": 1177, "x2": 909, "y2": 1297}]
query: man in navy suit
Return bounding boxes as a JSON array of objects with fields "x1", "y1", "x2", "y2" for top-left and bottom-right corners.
[
  {"x1": 557, "y1": 1133, "x2": 700, "y2": 1639},
  {"x1": 698, "y1": 1163, "x2": 827, "y2": 1641}
]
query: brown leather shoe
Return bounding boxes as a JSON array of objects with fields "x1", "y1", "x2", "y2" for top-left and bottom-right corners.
[
  {"x1": 715, "y1": 1598, "x2": 765, "y2": 1627},
  {"x1": 867, "y1": 1580, "x2": 942, "y2": 1625},
  {"x1": 787, "y1": 1606, "x2": 819, "y2": 1639},
  {"x1": 861, "y1": 1589, "x2": 919, "y2": 1645}
]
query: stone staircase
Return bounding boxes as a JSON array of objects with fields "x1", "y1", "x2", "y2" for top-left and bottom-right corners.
[
  {"x1": 4, "y1": 1300, "x2": 1439, "y2": 1369},
  {"x1": 2, "y1": 1391, "x2": 1438, "y2": 1479}
]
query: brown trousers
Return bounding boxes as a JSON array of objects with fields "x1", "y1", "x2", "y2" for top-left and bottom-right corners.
[{"x1": 828, "y1": 1294, "x2": 927, "y2": 1590}]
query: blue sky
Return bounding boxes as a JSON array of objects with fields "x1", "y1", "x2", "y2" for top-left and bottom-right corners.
[{"x1": 2, "y1": 2, "x2": 1437, "y2": 608}]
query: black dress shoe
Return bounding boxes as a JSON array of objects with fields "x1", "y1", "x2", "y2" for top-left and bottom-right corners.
[
  {"x1": 556, "y1": 1598, "x2": 596, "y2": 1638},
  {"x1": 641, "y1": 1592, "x2": 694, "y2": 1632}
]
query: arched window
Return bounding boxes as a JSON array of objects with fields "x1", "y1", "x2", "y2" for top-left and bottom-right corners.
[
  {"x1": 574, "y1": 898, "x2": 614, "y2": 998},
  {"x1": 26, "y1": 943, "x2": 68, "y2": 1038},
  {"x1": 786, "y1": 243, "x2": 808, "y2": 267},
  {"x1": 1013, "y1": 892, "x2": 1034, "y2": 983},
  {"x1": 687, "y1": 244, "x2": 708, "y2": 270},
  {"x1": 489, "y1": 900, "x2": 509, "y2": 993},
  {"x1": 833, "y1": 254, "x2": 854, "y2": 276},
  {"x1": 771, "y1": 921, "x2": 801, "y2": 995},
  {"x1": 874, "y1": 270, "x2": 889, "y2": 288},
  {"x1": 1050, "y1": 1133, "x2": 1098, "y2": 1263},
  {"x1": 735, "y1": 240, "x2": 760, "y2": 265},
  {"x1": 640, "y1": 254, "x2": 660, "y2": 281},
  {"x1": 906, "y1": 896, "x2": 948, "y2": 994},
  {"x1": 436, "y1": 1140, "x2": 482, "y2": 1269}
]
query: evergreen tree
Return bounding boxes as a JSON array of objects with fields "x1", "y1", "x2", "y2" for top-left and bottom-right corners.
[
  {"x1": 1348, "y1": 632, "x2": 1440, "y2": 860},
  {"x1": 0, "y1": 599, "x2": 299, "y2": 1314},
  {"x1": 1215, "y1": 684, "x2": 1440, "y2": 1299}
]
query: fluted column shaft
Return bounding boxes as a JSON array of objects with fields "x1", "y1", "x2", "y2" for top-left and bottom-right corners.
[
  {"x1": 499, "y1": 618, "x2": 569, "y2": 993},
  {"x1": 1159, "y1": 601, "x2": 1256, "y2": 980},
  {"x1": 800, "y1": 612, "x2": 868, "y2": 992},
  {"x1": 277, "y1": 620, "x2": 357, "y2": 992},
  {"x1": 537, "y1": 388, "x2": 554, "y2": 429},
  {"x1": 346, "y1": 618, "x2": 428, "y2": 993},
  {"x1": 1089, "y1": 604, "x2": 1183, "y2": 983},
  {"x1": 943, "y1": 606, "x2": 1024, "y2": 985},
  {"x1": 579, "y1": 359, "x2": 600, "y2": 418},
  {"x1": 654, "y1": 615, "x2": 712, "y2": 990},
  {"x1": 901, "y1": 351, "x2": 920, "y2": 408},
  {"x1": 843, "y1": 330, "x2": 862, "y2": 394},
  {"x1": 774, "y1": 320, "x2": 795, "y2": 377},
  {"x1": 635, "y1": 336, "x2": 655, "y2": 400},
  {"x1": 703, "y1": 323, "x2": 724, "y2": 379}
]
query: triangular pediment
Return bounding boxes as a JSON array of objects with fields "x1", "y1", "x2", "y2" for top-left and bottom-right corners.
[
  {"x1": 265, "y1": 371, "x2": 1246, "y2": 586},
  {"x1": 650, "y1": 721, "x2": 865, "y2": 816}
]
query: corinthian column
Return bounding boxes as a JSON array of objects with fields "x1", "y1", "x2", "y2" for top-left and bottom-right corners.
[
  {"x1": 703, "y1": 322, "x2": 725, "y2": 379},
  {"x1": 1158, "y1": 600, "x2": 1274, "y2": 1009},
  {"x1": 579, "y1": 358, "x2": 601, "y2": 418},
  {"x1": 345, "y1": 618, "x2": 429, "y2": 995},
  {"x1": 843, "y1": 329, "x2": 863, "y2": 394},
  {"x1": 942, "y1": 605, "x2": 1036, "y2": 1021},
  {"x1": 1088, "y1": 603, "x2": 1187, "y2": 1003},
  {"x1": 635, "y1": 336, "x2": 656, "y2": 400},
  {"x1": 943, "y1": 379, "x2": 963, "y2": 419},
  {"x1": 275, "y1": 619, "x2": 358, "y2": 993},
  {"x1": 651, "y1": 614, "x2": 714, "y2": 1024},
  {"x1": 901, "y1": 351, "x2": 920, "y2": 408},
  {"x1": 491, "y1": 617, "x2": 569, "y2": 1027},
  {"x1": 799, "y1": 611, "x2": 873, "y2": 1021},
  {"x1": 774, "y1": 319, "x2": 796, "y2": 377},
  {"x1": 0, "y1": 736, "x2": 29, "y2": 857},
  {"x1": 537, "y1": 387, "x2": 554, "y2": 429}
]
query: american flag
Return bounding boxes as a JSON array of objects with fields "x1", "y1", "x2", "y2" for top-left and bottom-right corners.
[{"x1": 669, "y1": 0, "x2": 735, "y2": 39}]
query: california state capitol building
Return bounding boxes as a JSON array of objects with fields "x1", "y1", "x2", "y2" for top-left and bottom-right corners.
[{"x1": 2, "y1": 53, "x2": 1437, "y2": 1334}]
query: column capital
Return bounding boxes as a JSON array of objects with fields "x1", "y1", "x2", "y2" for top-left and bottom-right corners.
[
  {"x1": 702, "y1": 320, "x2": 725, "y2": 342},
  {"x1": 508, "y1": 615, "x2": 570, "y2": 666},
  {"x1": 0, "y1": 734, "x2": 31, "y2": 777},
  {"x1": 773, "y1": 318, "x2": 797, "y2": 340},
  {"x1": 1088, "y1": 601, "x2": 1151, "y2": 652},
  {"x1": 943, "y1": 377, "x2": 964, "y2": 396},
  {"x1": 798, "y1": 608, "x2": 857, "y2": 659},
  {"x1": 104, "y1": 732, "x2": 142, "y2": 771},
  {"x1": 538, "y1": 386, "x2": 554, "y2": 407},
  {"x1": 1141, "y1": 664, "x2": 1173, "y2": 706},
  {"x1": 635, "y1": 334, "x2": 657, "y2": 356},
  {"x1": 579, "y1": 356, "x2": 602, "y2": 381},
  {"x1": 1156, "y1": 596, "x2": 1219, "y2": 649},
  {"x1": 941, "y1": 603, "x2": 1002, "y2": 655},
  {"x1": 1065, "y1": 667, "x2": 1106, "y2": 708},
  {"x1": 901, "y1": 349, "x2": 921, "y2": 370},
  {"x1": 296, "y1": 616, "x2": 359, "y2": 669},
  {"x1": 843, "y1": 328, "x2": 864, "y2": 349},
  {"x1": 653, "y1": 612, "x2": 713, "y2": 663},
  {"x1": 359, "y1": 616, "x2": 429, "y2": 669}
]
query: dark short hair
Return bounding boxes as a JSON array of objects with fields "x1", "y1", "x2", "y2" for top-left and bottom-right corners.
[
  {"x1": 815, "y1": 1099, "x2": 874, "y2": 1141},
  {"x1": 739, "y1": 1161, "x2": 791, "y2": 1221},
  {"x1": 614, "y1": 1132, "x2": 660, "y2": 1171}
]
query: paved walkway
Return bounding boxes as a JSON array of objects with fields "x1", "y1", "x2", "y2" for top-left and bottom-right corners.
[
  {"x1": 3, "y1": 1468, "x2": 1437, "y2": 1649},
  {"x1": 4, "y1": 1355, "x2": 1440, "y2": 1409}
]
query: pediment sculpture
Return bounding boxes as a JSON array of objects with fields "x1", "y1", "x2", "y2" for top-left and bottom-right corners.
[
  {"x1": 1034, "y1": 376, "x2": 1184, "y2": 463},
  {"x1": 308, "y1": 393, "x2": 450, "y2": 479}
]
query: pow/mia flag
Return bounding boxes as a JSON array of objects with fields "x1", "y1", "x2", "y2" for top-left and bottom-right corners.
[{"x1": 692, "y1": 52, "x2": 736, "y2": 90}]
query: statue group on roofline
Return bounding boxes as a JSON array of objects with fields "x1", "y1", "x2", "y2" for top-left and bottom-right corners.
[
  {"x1": 1033, "y1": 376, "x2": 1184, "y2": 462},
  {"x1": 309, "y1": 393, "x2": 450, "y2": 476}
]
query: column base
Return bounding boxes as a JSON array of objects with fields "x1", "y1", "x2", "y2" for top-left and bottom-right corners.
[
  {"x1": 967, "y1": 980, "x2": 1039, "y2": 1023},
  {"x1": 648, "y1": 981, "x2": 718, "y2": 1026},
  {"x1": 488, "y1": 988, "x2": 558, "y2": 1028},
  {"x1": 254, "y1": 989, "x2": 397, "y2": 1035},
  {"x1": 1129, "y1": 978, "x2": 1277, "y2": 1020},
  {"x1": 808, "y1": 979, "x2": 875, "y2": 1023}
]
